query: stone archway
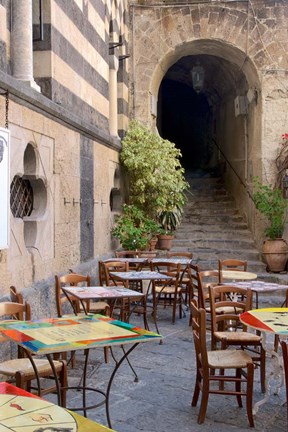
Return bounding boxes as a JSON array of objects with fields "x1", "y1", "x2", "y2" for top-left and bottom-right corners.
[
  {"x1": 152, "y1": 41, "x2": 262, "y2": 181},
  {"x1": 148, "y1": 39, "x2": 261, "y2": 223}
]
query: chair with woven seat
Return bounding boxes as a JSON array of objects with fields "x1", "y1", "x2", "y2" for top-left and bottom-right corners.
[
  {"x1": 101, "y1": 260, "x2": 147, "y2": 325},
  {"x1": 151, "y1": 261, "x2": 182, "y2": 324},
  {"x1": 0, "y1": 301, "x2": 67, "y2": 406},
  {"x1": 166, "y1": 251, "x2": 193, "y2": 306},
  {"x1": 190, "y1": 300, "x2": 255, "y2": 426},
  {"x1": 209, "y1": 284, "x2": 266, "y2": 393}
]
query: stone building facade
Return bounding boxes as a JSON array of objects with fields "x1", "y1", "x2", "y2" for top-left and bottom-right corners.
[
  {"x1": 0, "y1": 0, "x2": 287, "y2": 317},
  {"x1": 0, "y1": 0, "x2": 129, "y2": 312}
]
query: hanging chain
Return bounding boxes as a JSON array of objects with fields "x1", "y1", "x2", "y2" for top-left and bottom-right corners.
[
  {"x1": 0, "y1": 90, "x2": 9, "y2": 128},
  {"x1": 5, "y1": 91, "x2": 9, "y2": 129}
]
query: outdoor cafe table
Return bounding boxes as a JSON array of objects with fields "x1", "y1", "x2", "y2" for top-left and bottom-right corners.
[
  {"x1": 109, "y1": 270, "x2": 173, "y2": 335},
  {"x1": 61, "y1": 285, "x2": 144, "y2": 316},
  {"x1": 220, "y1": 270, "x2": 257, "y2": 281},
  {"x1": 240, "y1": 307, "x2": 288, "y2": 414},
  {"x1": 0, "y1": 314, "x2": 161, "y2": 429},
  {"x1": 224, "y1": 280, "x2": 288, "y2": 308},
  {"x1": 0, "y1": 381, "x2": 114, "y2": 431}
]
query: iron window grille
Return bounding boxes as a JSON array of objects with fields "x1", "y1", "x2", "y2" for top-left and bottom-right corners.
[{"x1": 10, "y1": 176, "x2": 33, "y2": 218}]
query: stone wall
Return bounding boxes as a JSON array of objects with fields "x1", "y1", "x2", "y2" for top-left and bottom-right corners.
[{"x1": 129, "y1": 0, "x2": 288, "y2": 247}]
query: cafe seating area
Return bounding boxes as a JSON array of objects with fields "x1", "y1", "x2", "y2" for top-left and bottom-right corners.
[{"x1": 1, "y1": 251, "x2": 288, "y2": 431}]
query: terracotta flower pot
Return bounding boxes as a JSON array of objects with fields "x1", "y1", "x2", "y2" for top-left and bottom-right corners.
[
  {"x1": 262, "y1": 238, "x2": 288, "y2": 272},
  {"x1": 157, "y1": 234, "x2": 174, "y2": 251}
]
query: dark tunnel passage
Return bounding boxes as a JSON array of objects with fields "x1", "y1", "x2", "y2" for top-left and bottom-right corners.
[{"x1": 157, "y1": 78, "x2": 213, "y2": 171}]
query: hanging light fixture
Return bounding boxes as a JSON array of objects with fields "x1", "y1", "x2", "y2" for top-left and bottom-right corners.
[{"x1": 191, "y1": 63, "x2": 205, "y2": 94}]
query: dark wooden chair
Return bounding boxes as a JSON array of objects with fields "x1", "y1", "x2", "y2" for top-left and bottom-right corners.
[
  {"x1": 209, "y1": 284, "x2": 266, "y2": 393},
  {"x1": 190, "y1": 300, "x2": 255, "y2": 427},
  {"x1": 151, "y1": 261, "x2": 182, "y2": 324}
]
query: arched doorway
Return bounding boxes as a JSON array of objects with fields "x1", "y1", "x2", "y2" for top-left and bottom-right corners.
[{"x1": 156, "y1": 52, "x2": 256, "y2": 178}]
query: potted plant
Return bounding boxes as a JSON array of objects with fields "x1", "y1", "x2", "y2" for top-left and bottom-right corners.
[
  {"x1": 120, "y1": 120, "x2": 188, "y2": 221},
  {"x1": 111, "y1": 204, "x2": 161, "y2": 251},
  {"x1": 157, "y1": 204, "x2": 183, "y2": 250},
  {"x1": 252, "y1": 177, "x2": 288, "y2": 272}
]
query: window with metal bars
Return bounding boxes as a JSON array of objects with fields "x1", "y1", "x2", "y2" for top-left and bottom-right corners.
[{"x1": 10, "y1": 176, "x2": 33, "y2": 218}]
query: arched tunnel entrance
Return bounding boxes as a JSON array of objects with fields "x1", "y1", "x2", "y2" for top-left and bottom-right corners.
[{"x1": 156, "y1": 54, "x2": 251, "y2": 176}]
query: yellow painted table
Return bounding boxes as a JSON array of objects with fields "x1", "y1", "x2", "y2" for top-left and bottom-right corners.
[
  {"x1": 0, "y1": 314, "x2": 161, "y2": 429},
  {"x1": 0, "y1": 382, "x2": 113, "y2": 431}
]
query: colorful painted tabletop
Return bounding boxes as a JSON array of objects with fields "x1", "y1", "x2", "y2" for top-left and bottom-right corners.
[
  {"x1": 0, "y1": 314, "x2": 162, "y2": 355},
  {"x1": 0, "y1": 382, "x2": 113, "y2": 431},
  {"x1": 240, "y1": 308, "x2": 288, "y2": 334}
]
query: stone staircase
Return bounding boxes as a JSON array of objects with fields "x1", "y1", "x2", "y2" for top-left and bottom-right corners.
[{"x1": 172, "y1": 172, "x2": 282, "y2": 281}]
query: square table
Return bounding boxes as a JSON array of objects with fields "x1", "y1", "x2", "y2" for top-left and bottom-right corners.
[
  {"x1": 110, "y1": 270, "x2": 173, "y2": 335},
  {"x1": 0, "y1": 382, "x2": 114, "y2": 431},
  {"x1": 61, "y1": 285, "x2": 144, "y2": 317},
  {"x1": 0, "y1": 314, "x2": 161, "y2": 429},
  {"x1": 224, "y1": 280, "x2": 288, "y2": 308}
]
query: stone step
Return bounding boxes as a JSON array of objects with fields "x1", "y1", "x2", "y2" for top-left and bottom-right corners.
[
  {"x1": 173, "y1": 237, "x2": 257, "y2": 249},
  {"x1": 171, "y1": 170, "x2": 287, "y2": 285},
  {"x1": 175, "y1": 229, "x2": 253, "y2": 239}
]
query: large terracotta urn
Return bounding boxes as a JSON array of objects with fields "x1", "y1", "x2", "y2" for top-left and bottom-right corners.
[{"x1": 262, "y1": 238, "x2": 288, "y2": 272}]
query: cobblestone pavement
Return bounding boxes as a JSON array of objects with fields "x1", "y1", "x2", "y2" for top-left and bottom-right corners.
[{"x1": 49, "y1": 294, "x2": 288, "y2": 432}]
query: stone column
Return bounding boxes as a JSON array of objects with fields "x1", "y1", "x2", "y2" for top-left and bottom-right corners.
[
  {"x1": 109, "y1": 55, "x2": 119, "y2": 137},
  {"x1": 11, "y1": 0, "x2": 40, "y2": 91}
]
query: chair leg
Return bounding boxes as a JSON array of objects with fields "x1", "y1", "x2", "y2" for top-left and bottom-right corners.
[
  {"x1": 235, "y1": 369, "x2": 243, "y2": 407},
  {"x1": 59, "y1": 360, "x2": 67, "y2": 408},
  {"x1": 198, "y1": 382, "x2": 209, "y2": 424},
  {"x1": 191, "y1": 369, "x2": 201, "y2": 406},
  {"x1": 246, "y1": 363, "x2": 255, "y2": 427},
  {"x1": 260, "y1": 346, "x2": 266, "y2": 394}
]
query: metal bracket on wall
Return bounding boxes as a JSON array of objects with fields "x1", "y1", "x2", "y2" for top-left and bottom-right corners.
[
  {"x1": 73, "y1": 198, "x2": 82, "y2": 206},
  {"x1": 101, "y1": 200, "x2": 107, "y2": 206},
  {"x1": 64, "y1": 198, "x2": 71, "y2": 205}
]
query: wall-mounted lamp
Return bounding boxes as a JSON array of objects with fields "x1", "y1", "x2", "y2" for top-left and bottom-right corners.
[{"x1": 191, "y1": 63, "x2": 205, "y2": 94}]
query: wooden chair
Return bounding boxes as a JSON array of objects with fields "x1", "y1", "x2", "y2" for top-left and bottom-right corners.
[
  {"x1": 10, "y1": 286, "x2": 23, "y2": 304},
  {"x1": 219, "y1": 258, "x2": 248, "y2": 272},
  {"x1": 281, "y1": 340, "x2": 288, "y2": 423},
  {"x1": 0, "y1": 301, "x2": 67, "y2": 406},
  {"x1": 209, "y1": 284, "x2": 266, "y2": 393},
  {"x1": 55, "y1": 273, "x2": 110, "y2": 317},
  {"x1": 190, "y1": 300, "x2": 255, "y2": 427},
  {"x1": 197, "y1": 270, "x2": 222, "y2": 310},
  {"x1": 167, "y1": 251, "x2": 193, "y2": 306},
  {"x1": 151, "y1": 261, "x2": 182, "y2": 324},
  {"x1": 187, "y1": 263, "x2": 200, "y2": 326},
  {"x1": 103, "y1": 260, "x2": 150, "y2": 328},
  {"x1": 55, "y1": 273, "x2": 110, "y2": 364}
]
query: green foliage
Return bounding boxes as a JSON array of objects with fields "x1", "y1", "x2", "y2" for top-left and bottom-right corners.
[
  {"x1": 111, "y1": 204, "x2": 161, "y2": 250},
  {"x1": 252, "y1": 177, "x2": 287, "y2": 239},
  {"x1": 158, "y1": 204, "x2": 183, "y2": 233},
  {"x1": 120, "y1": 120, "x2": 188, "y2": 220}
]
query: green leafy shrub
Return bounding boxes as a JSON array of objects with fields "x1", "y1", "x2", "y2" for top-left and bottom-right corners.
[
  {"x1": 112, "y1": 204, "x2": 161, "y2": 250},
  {"x1": 252, "y1": 177, "x2": 287, "y2": 239},
  {"x1": 120, "y1": 120, "x2": 188, "y2": 220}
]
